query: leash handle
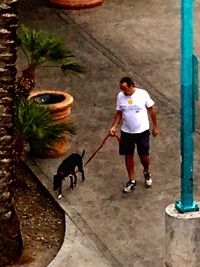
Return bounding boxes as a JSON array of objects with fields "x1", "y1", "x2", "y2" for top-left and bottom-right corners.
[{"x1": 84, "y1": 133, "x2": 120, "y2": 167}]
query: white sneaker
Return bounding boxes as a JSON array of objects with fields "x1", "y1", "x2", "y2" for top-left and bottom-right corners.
[
  {"x1": 123, "y1": 180, "x2": 136, "y2": 193},
  {"x1": 143, "y1": 171, "x2": 152, "y2": 187}
]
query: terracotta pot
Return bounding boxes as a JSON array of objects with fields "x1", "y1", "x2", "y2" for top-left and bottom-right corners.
[
  {"x1": 28, "y1": 89, "x2": 74, "y2": 158},
  {"x1": 29, "y1": 135, "x2": 70, "y2": 158},
  {"x1": 29, "y1": 90, "x2": 73, "y2": 123},
  {"x1": 49, "y1": 0, "x2": 104, "y2": 9}
]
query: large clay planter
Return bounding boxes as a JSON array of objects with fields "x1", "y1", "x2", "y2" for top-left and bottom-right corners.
[
  {"x1": 29, "y1": 89, "x2": 73, "y2": 123},
  {"x1": 49, "y1": 0, "x2": 104, "y2": 9},
  {"x1": 29, "y1": 136, "x2": 70, "y2": 158},
  {"x1": 28, "y1": 89, "x2": 74, "y2": 158}
]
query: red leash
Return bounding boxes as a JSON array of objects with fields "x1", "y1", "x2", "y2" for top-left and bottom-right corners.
[{"x1": 84, "y1": 133, "x2": 120, "y2": 167}]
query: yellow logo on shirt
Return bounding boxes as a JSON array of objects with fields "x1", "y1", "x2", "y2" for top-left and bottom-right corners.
[{"x1": 128, "y1": 99, "x2": 133, "y2": 105}]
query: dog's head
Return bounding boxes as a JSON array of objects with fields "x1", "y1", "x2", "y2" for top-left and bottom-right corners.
[{"x1": 53, "y1": 174, "x2": 62, "y2": 191}]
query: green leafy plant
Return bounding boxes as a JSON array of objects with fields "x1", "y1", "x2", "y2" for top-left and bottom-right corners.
[
  {"x1": 14, "y1": 99, "x2": 76, "y2": 155},
  {"x1": 14, "y1": 25, "x2": 82, "y2": 158},
  {"x1": 16, "y1": 24, "x2": 85, "y2": 98}
]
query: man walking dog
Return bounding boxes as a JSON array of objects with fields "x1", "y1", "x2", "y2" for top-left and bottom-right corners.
[{"x1": 109, "y1": 77, "x2": 158, "y2": 193}]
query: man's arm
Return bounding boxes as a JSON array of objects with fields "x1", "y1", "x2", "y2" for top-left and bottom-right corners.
[
  {"x1": 147, "y1": 105, "x2": 158, "y2": 137},
  {"x1": 109, "y1": 110, "x2": 122, "y2": 135}
]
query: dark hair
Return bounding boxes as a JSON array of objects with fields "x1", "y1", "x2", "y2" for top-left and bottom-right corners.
[{"x1": 120, "y1": 77, "x2": 135, "y2": 88}]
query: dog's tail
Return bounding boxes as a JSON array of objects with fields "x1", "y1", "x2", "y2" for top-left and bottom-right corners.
[{"x1": 81, "y1": 150, "x2": 85, "y2": 158}]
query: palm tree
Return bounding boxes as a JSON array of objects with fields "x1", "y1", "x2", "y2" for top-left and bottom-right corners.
[
  {"x1": 0, "y1": 0, "x2": 23, "y2": 266},
  {"x1": 16, "y1": 24, "x2": 85, "y2": 99}
]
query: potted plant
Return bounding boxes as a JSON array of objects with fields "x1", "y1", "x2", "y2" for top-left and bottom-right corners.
[
  {"x1": 16, "y1": 24, "x2": 85, "y2": 99},
  {"x1": 29, "y1": 89, "x2": 74, "y2": 124},
  {"x1": 14, "y1": 99, "x2": 76, "y2": 158},
  {"x1": 49, "y1": 0, "x2": 104, "y2": 9},
  {"x1": 14, "y1": 25, "x2": 85, "y2": 158}
]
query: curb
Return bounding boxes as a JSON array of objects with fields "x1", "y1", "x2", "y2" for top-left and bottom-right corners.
[{"x1": 24, "y1": 156, "x2": 122, "y2": 267}]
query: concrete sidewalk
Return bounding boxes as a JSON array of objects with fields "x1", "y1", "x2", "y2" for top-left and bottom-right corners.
[{"x1": 18, "y1": 0, "x2": 200, "y2": 266}]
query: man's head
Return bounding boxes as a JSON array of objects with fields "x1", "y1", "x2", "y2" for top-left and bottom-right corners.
[{"x1": 119, "y1": 77, "x2": 135, "y2": 96}]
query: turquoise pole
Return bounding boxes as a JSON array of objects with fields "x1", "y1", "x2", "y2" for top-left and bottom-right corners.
[{"x1": 175, "y1": 0, "x2": 199, "y2": 212}]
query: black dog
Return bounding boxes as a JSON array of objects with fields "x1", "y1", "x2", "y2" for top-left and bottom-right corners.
[{"x1": 53, "y1": 150, "x2": 85, "y2": 198}]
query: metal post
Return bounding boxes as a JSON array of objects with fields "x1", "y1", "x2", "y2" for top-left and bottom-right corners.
[{"x1": 175, "y1": 0, "x2": 199, "y2": 212}]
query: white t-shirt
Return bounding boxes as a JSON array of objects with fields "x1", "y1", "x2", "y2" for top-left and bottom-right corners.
[{"x1": 116, "y1": 88, "x2": 154, "y2": 133}]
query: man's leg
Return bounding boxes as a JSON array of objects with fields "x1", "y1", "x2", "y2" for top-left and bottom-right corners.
[
  {"x1": 120, "y1": 131, "x2": 136, "y2": 192},
  {"x1": 139, "y1": 154, "x2": 152, "y2": 187},
  {"x1": 137, "y1": 130, "x2": 152, "y2": 187},
  {"x1": 123, "y1": 154, "x2": 137, "y2": 193},
  {"x1": 125, "y1": 154, "x2": 135, "y2": 181},
  {"x1": 139, "y1": 154, "x2": 150, "y2": 173}
]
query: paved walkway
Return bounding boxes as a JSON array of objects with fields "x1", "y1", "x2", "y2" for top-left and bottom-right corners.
[{"x1": 18, "y1": 0, "x2": 200, "y2": 266}]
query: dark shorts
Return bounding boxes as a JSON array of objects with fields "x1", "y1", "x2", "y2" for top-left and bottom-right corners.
[{"x1": 119, "y1": 130, "x2": 150, "y2": 156}]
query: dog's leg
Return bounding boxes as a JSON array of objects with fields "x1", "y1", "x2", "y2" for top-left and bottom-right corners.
[
  {"x1": 79, "y1": 165, "x2": 85, "y2": 182},
  {"x1": 81, "y1": 170, "x2": 85, "y2": 182},
  {"x1": 81, "y1": 151, "x2": 85, "y2": 182},
  {"x1": 58, "y1": 180, "x2": 63, "y2": 199},
  {"x1": 58, "y1": 187, "x2": 62, "y2": 199},
  {"x1": 74, "y1": 173, "x2": 77, "y2": 187},
  {"x1": 77, "y1": 160, "x2": 85, "y2": 183},
  {"x1": 69, "y1": 175, "x2": 74, "y2": 190}
]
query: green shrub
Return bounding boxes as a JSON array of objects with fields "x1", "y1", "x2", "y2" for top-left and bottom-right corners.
[{"x1": 14, "y1": 99, "x2": 76, "y2": 154}]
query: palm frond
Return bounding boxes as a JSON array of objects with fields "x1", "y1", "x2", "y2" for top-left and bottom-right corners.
[
  {"x1": 18, "y1": 25, "x2": 77, "y2": 68},
  {"x1": 61, "y1": 63, "x2": 86, "y2": 75},
  {"x1": 14, "y1": 99, "x2": 76, "y2": 152}
]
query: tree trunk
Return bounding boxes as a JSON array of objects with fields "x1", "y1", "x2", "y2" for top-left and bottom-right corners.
[
  {"x1": 16, "y1": 65, "x2": 35, "y2": 99},
  {"x1": 0, "y1": 1, "x2": 23, "y2": 266}
]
